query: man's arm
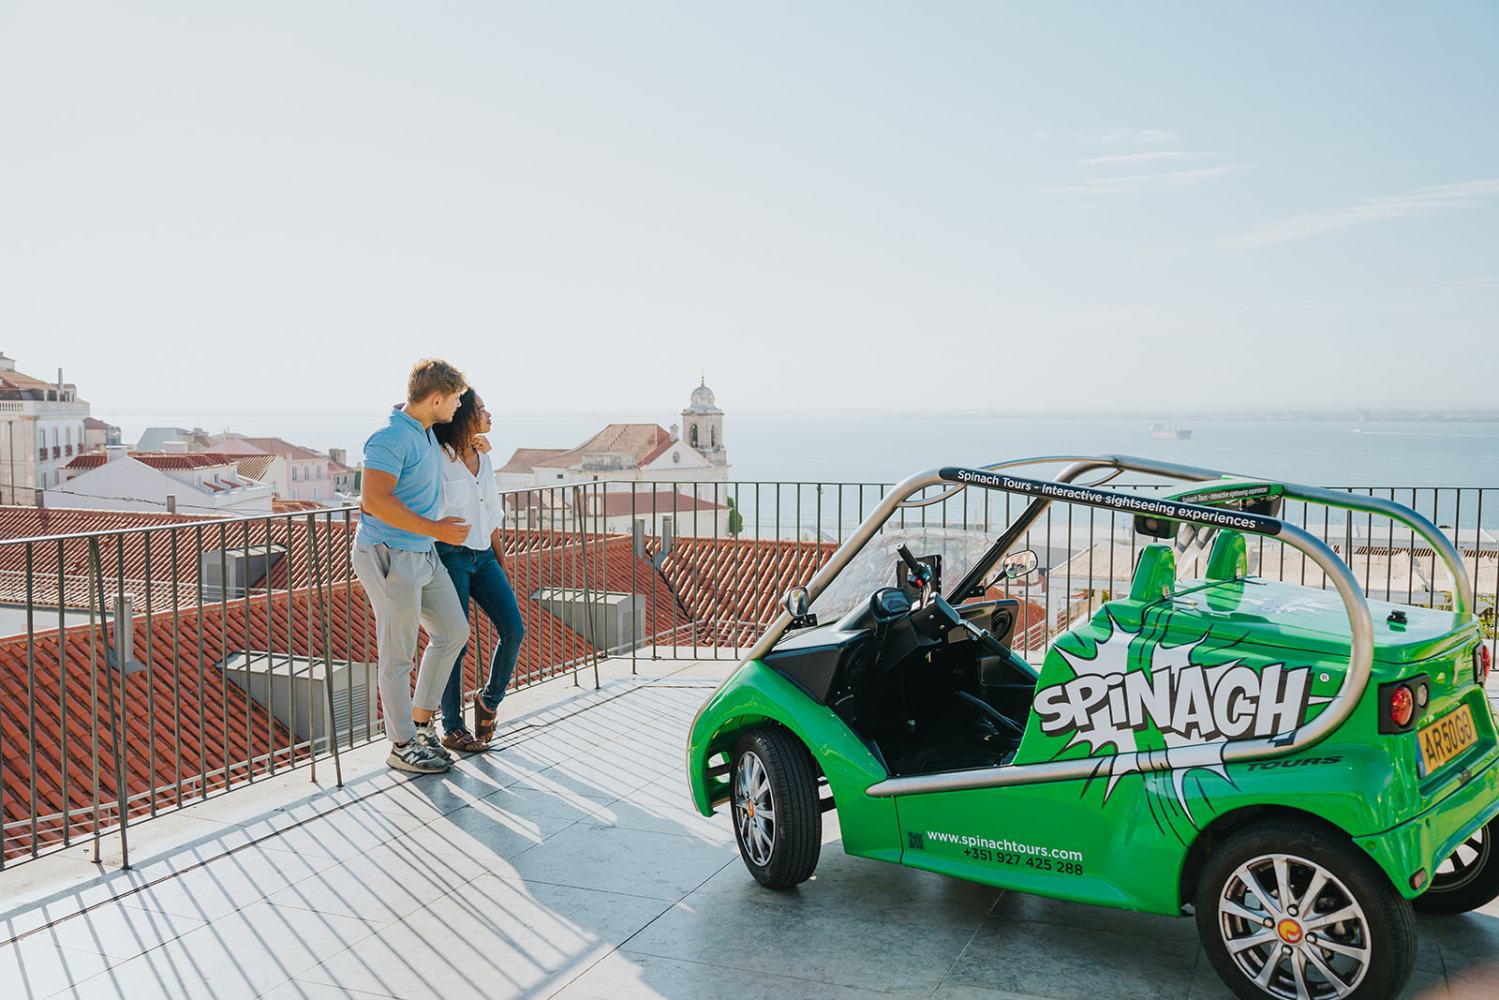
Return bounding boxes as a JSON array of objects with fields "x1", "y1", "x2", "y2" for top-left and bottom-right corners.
[{"x1": 361, "y1": 468, "x2": 470, "y2": 545}]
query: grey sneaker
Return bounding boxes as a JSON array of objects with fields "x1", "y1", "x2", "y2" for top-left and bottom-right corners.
[
  {"x1": 414, "y1": 722, "x2": 454, "y2": 764},
  {"x1": 387, "y1": 739, "x2": 449, "y2": 774}
]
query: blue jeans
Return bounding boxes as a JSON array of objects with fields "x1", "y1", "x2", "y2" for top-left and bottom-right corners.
[{"x1": 435, "y1": 542, "x2": 525, "y2": 734}]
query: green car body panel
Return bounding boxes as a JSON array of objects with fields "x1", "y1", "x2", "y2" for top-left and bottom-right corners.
[{"x1": 687, "y1": 524, "x2": 1498, "y2": 915}]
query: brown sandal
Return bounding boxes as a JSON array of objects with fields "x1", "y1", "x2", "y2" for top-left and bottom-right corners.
[
  {"x1": 473, "y1": 699, "x2": 499, "y2": 745},
  {"x1": 441, "y1": 726, "x2": 487, "y2": 754}
]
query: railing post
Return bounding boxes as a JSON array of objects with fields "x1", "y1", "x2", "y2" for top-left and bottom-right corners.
[
  {"x1": 87, "y1": 536, "x2": 130, "y2": 869},
  {"x1": 306, "y1": 513, "x2": 343, "y2": 787}
]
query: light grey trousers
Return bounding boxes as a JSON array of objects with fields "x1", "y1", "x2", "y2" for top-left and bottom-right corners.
[{"x1": 351, "y1": 543, "x2": 470, "y2": 745}]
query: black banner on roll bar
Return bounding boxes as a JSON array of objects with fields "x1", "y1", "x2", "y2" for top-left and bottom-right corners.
[{"x1": 939, "y1": 467, "x2": 1284, "y2": 537}]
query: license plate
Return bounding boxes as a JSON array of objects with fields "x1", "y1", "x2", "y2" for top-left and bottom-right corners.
[{"x1": 1417, "y1": 703, "x2": 1478, "y2": 776}]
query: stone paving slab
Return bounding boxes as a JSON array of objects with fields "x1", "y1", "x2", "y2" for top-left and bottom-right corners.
[{"x1": 1, "y1": 662, "x2": 1495, "y2": 999}]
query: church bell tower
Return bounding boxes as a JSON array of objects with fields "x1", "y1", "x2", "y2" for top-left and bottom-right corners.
[{"x1": 681, "y1": 377, "x2": 726, "y2": 467}]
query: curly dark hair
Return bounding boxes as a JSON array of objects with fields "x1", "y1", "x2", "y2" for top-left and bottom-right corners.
[{"x1": 433, "y1": 388, "x2": 482, "y2": 459}]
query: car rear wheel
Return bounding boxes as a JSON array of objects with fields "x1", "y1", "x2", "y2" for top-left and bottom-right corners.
[
  {"x1": 730, "y1": 728, "x2": 821, "y2": 889},
  {"x1": 1195, "y1": 819, "x2": 1415, "y2": 1000},
  {"x1": 1413, "y1": 817, "x2": 1499, "y2": 914}
]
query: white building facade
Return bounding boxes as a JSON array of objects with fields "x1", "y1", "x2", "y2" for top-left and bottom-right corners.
[
  {"x1": 212, "y1": 435, "x2": 334, "y2": 503},
  {"x1": 0, "y1": 351, "x2": 92, "y2": 504},
  {"x1": 49, "y1": 447, "x2": 273, "y2": 515}
]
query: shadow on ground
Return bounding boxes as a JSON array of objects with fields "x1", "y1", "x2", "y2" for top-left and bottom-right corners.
[{"x1": 2, "y1": 678, "x2": 1495, "y2": 999}]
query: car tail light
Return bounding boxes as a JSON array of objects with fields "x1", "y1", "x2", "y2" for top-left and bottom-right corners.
[
  {"x1": 1478, "y1": 645, "x2": 1492, "y2": 688},
  {"x1": 1378, "y1": 674, "x2": 1429, "y2": 734},
  {"x1": 1389, "y1": 686, "x2": 1415, "y2": 727}
]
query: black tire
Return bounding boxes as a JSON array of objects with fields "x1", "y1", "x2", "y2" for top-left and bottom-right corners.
[
  {"x1": 1194, "y1": 819, "x2": 1416, "y2": 1000},
  {"x1": 729, "y1": 727, "x2": 821, "y2": 889},
  {"x1": 1413, "y1": 817, "x2": 1499, "y2": 915}
]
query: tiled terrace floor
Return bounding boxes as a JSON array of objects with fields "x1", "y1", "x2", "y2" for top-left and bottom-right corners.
[{"x1": 2, "y1": 660, "x2": 1496, "y2": 999}]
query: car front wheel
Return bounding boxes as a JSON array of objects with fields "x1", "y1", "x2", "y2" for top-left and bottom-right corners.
[
  {"x1": 1413, "y1": 817, "x2": 1499, "y2": 914},
  {"x1": 730, "y1": 727, "x2": 821, "y2": 889},
  {"x1": 1195, "y1": 819, "x2": 1416, "y2": 1000}
]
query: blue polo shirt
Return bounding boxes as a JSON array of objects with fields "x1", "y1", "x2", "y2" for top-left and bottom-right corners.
[{"x1": 353, "y1": 406, "x2": 443, "y2": 551}]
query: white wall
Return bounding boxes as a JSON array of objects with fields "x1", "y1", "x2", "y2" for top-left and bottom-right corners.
[{"x1": 44, "y1": 458, "x2": 273, "y2": 514}]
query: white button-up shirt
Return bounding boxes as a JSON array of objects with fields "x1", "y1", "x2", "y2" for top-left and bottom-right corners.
[{"x1": 438, "y1": 449, "x2": 504, "y2": 550}]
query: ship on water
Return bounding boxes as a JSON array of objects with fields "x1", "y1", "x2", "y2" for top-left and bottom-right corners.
[{"x1": 1149, "y1": 421, "x2": 1193, "y2": 440}]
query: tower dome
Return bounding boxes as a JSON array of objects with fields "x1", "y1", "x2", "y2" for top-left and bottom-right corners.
[{"x1": 687, "y1": 377, "x2": 720, "y2": 413}]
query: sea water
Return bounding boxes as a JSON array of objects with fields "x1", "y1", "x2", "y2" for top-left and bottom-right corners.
[{"x1": 108, "y1": 409, "x2": 1499, "y2": 529}]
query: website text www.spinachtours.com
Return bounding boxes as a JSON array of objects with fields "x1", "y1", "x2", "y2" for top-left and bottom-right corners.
[{"x1": 923, "y1": 830, "x2": 1086, "y2": 874}]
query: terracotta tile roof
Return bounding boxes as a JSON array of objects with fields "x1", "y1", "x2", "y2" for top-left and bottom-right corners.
[
  {"x1": 238, "y1": 437, "x2": 325, "y2": 462},
  {"x1": 0, "y1": 506, "x2": 211, "y2": 539},
  {"x1": 83, "y1": 417, "x2": 113, "y2": 430},
  {"x1": 234, "y1": 455, "x2": 279, "y2": 482},
  {"x1": 0, "y1": 571, "x2": 600, "y2": 860},
  {"x1": 637, "y1": 438, "x2": 678, "y2": 465},
  {"x1": 644, "y1": 536, "x2": 837, "y2": 646},
  {"x1": 532, "y1": 424, "x2": 673, "y2": 469},
  {"x1": 0, "y1": 604, "x2": 298, "y2": 860},
  {"x1": 63, "y1": 452, "x2": 242, "y2": 473},
  {"x1": 0, "y1": 361, "x2": 70, "y2": 396},
  {"x1": 499, "y1": 532, "x2": 692, "y2": 644},
  {"x1": 0, "y1": 507, "x2": 359, "y2": 610},
  {"x1": 588, "y1": 490, "x2": 726, "y2": 517},
  {"x1": 498, "y1": 448, "x2": 569, "y2": 475},
  {"x1": 271, "y1": 499, "x2": 326, "y2": 513}
]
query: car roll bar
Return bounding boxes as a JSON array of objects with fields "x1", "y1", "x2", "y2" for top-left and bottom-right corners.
[
  {"x1": 864, "y1": 467, "x2": 1372, "y2": 797},
  {"x1": 944, "y1": 454, "x2": 1473, "y2": 619}
]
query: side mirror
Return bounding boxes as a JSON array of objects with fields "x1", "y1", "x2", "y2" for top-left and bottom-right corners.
[
  {"x1": 1001, "y1": 549, "x2": 1039, "y2": 580},
  {"x1": 783, "y1": 586, "x2": 811, "y2": 619}
]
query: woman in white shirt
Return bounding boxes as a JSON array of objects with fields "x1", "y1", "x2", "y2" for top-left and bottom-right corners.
[{"x1": 432, "y1": 389, "x2": 524, "y2": 752}]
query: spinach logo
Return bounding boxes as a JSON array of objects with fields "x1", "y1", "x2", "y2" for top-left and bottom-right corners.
[{"x1": 1036, "y1": 609, "x2": 1331, "y2": 828}]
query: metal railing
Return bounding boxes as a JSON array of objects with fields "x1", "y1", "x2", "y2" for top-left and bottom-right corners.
[{"x1": 1, "y1": 475, "x2": 1495, "y2": 868}]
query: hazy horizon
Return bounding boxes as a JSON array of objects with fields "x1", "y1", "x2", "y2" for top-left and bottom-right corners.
[{"x1": 4, "y1": 3, "x2": 1496, "y2": 417}]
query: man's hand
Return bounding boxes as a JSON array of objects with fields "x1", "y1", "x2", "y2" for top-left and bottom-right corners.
[
  {"x1": 434, "y1": 516, "x2": 471, "y2": 545},
  {"x1": 473, "y1": 435, "x2": 492, "y2": 454}
]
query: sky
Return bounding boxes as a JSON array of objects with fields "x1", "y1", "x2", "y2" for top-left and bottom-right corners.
[{"x1": 2, "y1": 2, "x2": 1496, "y2": 423}]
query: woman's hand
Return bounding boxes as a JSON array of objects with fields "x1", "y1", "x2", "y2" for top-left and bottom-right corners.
[{"x1": 473, "y1": 435, "x2": 492, "y2": 454}]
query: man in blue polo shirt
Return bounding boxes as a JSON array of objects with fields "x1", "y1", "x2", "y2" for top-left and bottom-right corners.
[{"x1": 352, "y1": 359, "x2": 474, "y2": 773}]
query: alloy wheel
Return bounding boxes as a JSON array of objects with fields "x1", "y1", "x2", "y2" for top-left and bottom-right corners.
[
  {"x1": 1217, "y1": 852, "x2": 1371, "y2": 999},
  {"x1": 733, "y1": 750, "x2": 776, "y2": 867}
]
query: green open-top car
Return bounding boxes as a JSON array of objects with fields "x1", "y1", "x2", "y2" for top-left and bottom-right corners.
[{"x1": 686, "y1": 456, "x2": 1497, "y2": 1000}]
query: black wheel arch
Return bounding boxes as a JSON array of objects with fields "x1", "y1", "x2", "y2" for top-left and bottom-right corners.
[{"x1": 703, "y1": 718, "x2": 825, "y2": 807}]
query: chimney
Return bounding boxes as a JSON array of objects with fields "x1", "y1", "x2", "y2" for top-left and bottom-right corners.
[
  {"x1": 328, "y1": 448, "x2": 346, "y2": 467},
  {"x1": 105, "y1": 445, "x2": 128, "y2": 462},
  {"x1": 163, "y1": 440, "x2": 188, "y2": 454},
  {"x1": 109, "y1": 593, "x2": 147, "y2": 675}
]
